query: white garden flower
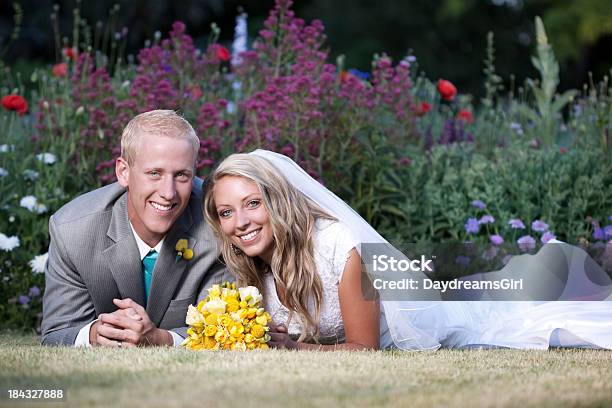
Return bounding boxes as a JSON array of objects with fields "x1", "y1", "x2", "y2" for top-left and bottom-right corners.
[
  {"x1": 29, "y1": 252, "x2": 48, "y2": 274},
  {"x1": 226, "y1": 101, "x2": 236, "y2": 114},
  {"x1": 23, "y1": 169, "x2": 39, "y2": 180},
  {"x1": 238, "y1": 286, "x2": 263, "y2": 306},
  {"x1": 231, "y1": 12, "x2": 248, "y2": 67},
  {"x1": 36, "y1": 152, "x2": 57, "y2": 165},
  {"x1": 20, "y1": 195, "x2": 47, "y2": 214},
  {"x1": 0, "y1": 167, "x2": 8, "y2": 177},
  {"x1": 0, "y1": 144, "x2": 15, "y2": 153},
  {"x1": 0, "y1": 233, "x2": 20, "y2": 251}
]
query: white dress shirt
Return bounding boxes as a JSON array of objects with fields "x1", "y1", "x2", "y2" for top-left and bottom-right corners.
[{"x1": 74, "y1": 224, "x2": 184, "y2": 347}]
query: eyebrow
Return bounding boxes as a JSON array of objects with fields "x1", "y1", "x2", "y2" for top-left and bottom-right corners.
[{"x1": 216, "y1": 193, "x2": 261, "y2": 208}]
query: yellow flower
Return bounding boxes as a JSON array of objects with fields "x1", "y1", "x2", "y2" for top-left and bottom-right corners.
[
  {"x1": 255, "y1": 314, "x2": 269, "y2": 326},
  {"x1": 230, "y1": 323, "x2": 245, "y2": 338},
  {"x1": 174, "y1": 239, "x2": 194, "y2": 262},
  {"x1": 182, "y1": 248, "x2": 193, "y2": 260},
  {"x1": 250, "y1": 324, "x2": 265, "y2": 339},
  {"x1": 208, "y1": 284, "x2": 221, "y2": 299},
  {"x1": 226, "y1": 298, "x2": 240, "y2": 313},
  {"x1": 259, "y1": 343, "x2": 270, "y2": 350},
  {"x1": 205, "y1": 314, "x2": 219, "y2": 326},
  {"x1": 215, "y1": 329, "x2": 229, "y2": 343},
  {"x1": 247, "y1": 308, "x2": 258, "y2": 319},
  {"x1": 204, "y1": 336, "x2": 217, "y2": 349},
  {"x1": 244, "y1": 333, "x2": 254, "y2": 343},
  {"x1": 232, "y1": 341, "x2": 247, "y2": 351},
  {"x1": 219, "y1": 315, "x2": 233, "y2": 327},
  {"x1": 175, "y1": 239, "x2": 188, "y2": 252},
  {"x1": 204, "y1": 325, "x2": 217, "y2": 337}
]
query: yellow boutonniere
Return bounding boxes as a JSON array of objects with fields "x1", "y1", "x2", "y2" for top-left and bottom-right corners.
[{"x1": 175, "y1": 238, "x2": 194, "y2": 262}]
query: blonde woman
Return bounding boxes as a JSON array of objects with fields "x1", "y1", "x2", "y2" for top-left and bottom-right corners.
[
  {"x1": 204, "y1": 152, "x2": 382, "y2": 350},
  {"x1": 204, "y1": 150, "x2": 612, "y2": 350}
]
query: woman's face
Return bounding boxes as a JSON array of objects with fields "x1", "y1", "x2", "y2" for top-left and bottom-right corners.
[{"x1": 213, "y1": 176, "x2": 275, "y2": 263}]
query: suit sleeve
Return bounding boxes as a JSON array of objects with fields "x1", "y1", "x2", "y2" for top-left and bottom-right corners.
[{"x1": 41, "y1": 216, "x2": 97, "y2": 346}]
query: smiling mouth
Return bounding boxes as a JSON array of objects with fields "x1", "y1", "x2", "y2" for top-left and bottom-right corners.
[
  {"x1": 150, "y1": 201, "x2": 177, "y2": 213},
  {"x1": 238, "y1": 228, "x2": 261, "y2": 242}
]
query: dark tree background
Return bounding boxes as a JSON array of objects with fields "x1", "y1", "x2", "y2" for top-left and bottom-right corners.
[{"x1": 1, "y1": 0, "x2": 611, "y2": 96}]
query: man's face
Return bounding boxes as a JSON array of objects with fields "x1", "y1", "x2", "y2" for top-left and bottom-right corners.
[{"x1": 116, "y1": 133, "x2": 196, "y2": 247}]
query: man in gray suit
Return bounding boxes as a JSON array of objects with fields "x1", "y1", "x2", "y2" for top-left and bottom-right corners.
[{"x1": 42, "y1": 110, "x2": 227, "y2": 347}]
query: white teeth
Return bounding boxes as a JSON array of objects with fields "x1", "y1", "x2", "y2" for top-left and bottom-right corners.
[
  {"x1": 240, "y1": 229, "x2": 260, "y2": 241},
  {"x1": 151, "y1": 202, "x2": 172, "y2": 211}
]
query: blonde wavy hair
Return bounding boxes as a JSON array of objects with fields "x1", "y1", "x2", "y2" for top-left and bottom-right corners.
[{"x1": 204, "y1": 153, "x2": 336, "y2": 341}]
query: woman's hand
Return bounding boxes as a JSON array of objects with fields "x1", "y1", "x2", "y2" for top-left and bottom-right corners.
[{"x1": 268, "y1": 323, "x2": 298, "y2": 350}]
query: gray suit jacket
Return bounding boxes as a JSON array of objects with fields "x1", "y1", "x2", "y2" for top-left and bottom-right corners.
[{"x1": 41, "y1": 179, "x2": 228, "y2": 345}]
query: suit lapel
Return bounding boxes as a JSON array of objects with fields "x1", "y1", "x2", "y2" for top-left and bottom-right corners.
[
  {"x1": 146, "y1": 202, "x2": 197, "y2": 326},
  {"x1": 104, "y1": 193, "x2": 146, "y2": 307}
]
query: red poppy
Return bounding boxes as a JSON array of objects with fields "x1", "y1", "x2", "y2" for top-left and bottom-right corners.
[
  {"x1": 1, "y1": 94, "x2": 28, "y2": 116},
  {"x1": 456, "y1": 109, "x2": 474, "y2": 123},
  {"x1": 559, "y1": 147, "x2": 568, "y2": 154},
  {"x1": 215, "y1": 45, "x2": 231, "y2": 62},
  {"x1": 62, "y1": 47, "x2": 77, "y2": 60},
  {"x1": 414, "y1": 101, "x2": 431, "y2": 117},
  {"x1": 437, "y1": 79, "x2": 457, "y2": 101},
  {"x1": 52, "y1": 62, "x2": 68, "y2": 77}
]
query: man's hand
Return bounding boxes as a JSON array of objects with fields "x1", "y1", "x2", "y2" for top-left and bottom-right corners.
[{"x1": 88, "y1": 298, "x2": 173, "y2": 347}]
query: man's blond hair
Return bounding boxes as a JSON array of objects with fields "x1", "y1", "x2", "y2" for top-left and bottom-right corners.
[{"x1": 120, "y1": 110, "x2": 199, "y2": 166}]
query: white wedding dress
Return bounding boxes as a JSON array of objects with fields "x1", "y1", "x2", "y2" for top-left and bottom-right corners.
[
  {"x1": 251, "y1": 150, "x2": 612, "y2": 350},
  {"x1": 263, "y1": 219, "x2": 612, "y2": 349}
]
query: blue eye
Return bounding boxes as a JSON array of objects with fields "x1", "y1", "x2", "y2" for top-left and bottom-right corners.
[
  {"x1": 219, "y1": 209, "x2": 232, "y2": 218},
  {"x1": 247, "y1": 200, "x2": 260, "y2": 208}
]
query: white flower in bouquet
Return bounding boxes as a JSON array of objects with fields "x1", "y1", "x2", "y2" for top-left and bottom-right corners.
[
  {"x1": 185, "y1": 304, "x2": 206, "y2": 326},
  {"x1": 29, "y1": 253, "x2": 49, "y2": 274},
  {"x1": 0, "y1": 233, "x2": 20, "y2": 251},
  {"x1": 239, "y1": 286, "x2": 263, "y2": 306},
  {"x1": 0, "y1": 167, "x2": 8, "y2": 177},
  {"x1": 204, "y1": 297, "x2": 227, "y2": 315}
]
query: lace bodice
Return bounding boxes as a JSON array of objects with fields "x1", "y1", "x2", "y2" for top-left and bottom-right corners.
[{"x1": 262, "y1": 219, "x2": 357, "y2": 344}]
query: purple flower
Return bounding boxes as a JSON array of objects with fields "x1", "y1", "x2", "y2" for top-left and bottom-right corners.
[
  {"x1": 593, "y1": 228, "x2": 606, "y2": 241},
  {"x1": 455, "y1": 255, "x2": 471, "y2": 267},
  {"x1": 348, "y1": 68, "x2": 370, "y2": 80},
  {"x1": 531, "y1": 220, "x2": 549, "y2": 232},
  {"x1": 517, "y1": 235, "x2": 536, "y2": 252},
  {"x1": 541, "y1": 231, "x2": 556, "y2": 244},
  {"x1": 489, "y1": 234, "x2": 504, "y2": 246},
  {"x1": 464, "y1": 218, "x2": 480, "y2": 234},
  {"x1": 18, "y1": 295, "x2": 30, "y2": 305},
  {"x1": 470, "y1": 200, "x2": 486, "y2": 209},
  {"x1": 609, "y1": 215, "x2": 612, "y2": 222},
  {"x1": 509, "y1": 219, "x2": 525, "y2": 229},
  {"x1": 28, "y1": 286, "x2": 41, "y2": 297},
  {"x1": 605, "y1": 225, "x2": 612, "y2": 240},
  {"x1": 478, "y1": 215, "x2": 495, "y2": 224}
]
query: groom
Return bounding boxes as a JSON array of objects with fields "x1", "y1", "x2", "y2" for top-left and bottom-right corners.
[{"x1": 41, "y1": 110, "x2": 227, "y2": 347}]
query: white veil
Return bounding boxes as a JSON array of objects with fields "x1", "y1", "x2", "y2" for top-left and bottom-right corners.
[{"x1": 249, "y1": 149, "x2": 441, "y2": 350}]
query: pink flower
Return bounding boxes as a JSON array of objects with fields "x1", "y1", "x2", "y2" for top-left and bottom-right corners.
[
  {"x1": 456, "y1": 109, "x2": 474, "y2": 123},
  {"x1": 52, "y1": 62, "x2": 68, "y2": 77}
]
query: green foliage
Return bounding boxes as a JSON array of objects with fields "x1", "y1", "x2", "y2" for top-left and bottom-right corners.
[{"x1": 516, "y1": 17, "x2": 577, "y2": 146}]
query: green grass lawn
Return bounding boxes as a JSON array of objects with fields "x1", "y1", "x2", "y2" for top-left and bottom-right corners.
[{"x1": 1, "y1": 331, "x2": 611, "y2": 408}]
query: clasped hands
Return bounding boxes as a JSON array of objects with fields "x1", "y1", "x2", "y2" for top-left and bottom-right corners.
[{"x1": 89, "y1": 298, "x2": 172, "y2": 347}]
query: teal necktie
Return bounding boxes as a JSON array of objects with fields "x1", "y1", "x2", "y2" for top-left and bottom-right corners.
[{"x1": 142, "y1": 250, "x2": 158, "y2": 304}]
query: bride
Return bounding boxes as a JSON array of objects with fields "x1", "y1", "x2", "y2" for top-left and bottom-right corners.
[{"x1": 203, "y1": 150, "x2": 612, "y2": 350}]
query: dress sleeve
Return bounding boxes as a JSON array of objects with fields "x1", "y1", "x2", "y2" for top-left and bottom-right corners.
[{"x1": 314, "y1": 221, "x2": 359, "y2": 284}]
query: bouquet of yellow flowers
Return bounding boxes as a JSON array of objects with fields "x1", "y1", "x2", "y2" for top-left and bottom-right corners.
[{"x1": 182, "y1": 282, "x2": 272, "y2": 351}]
